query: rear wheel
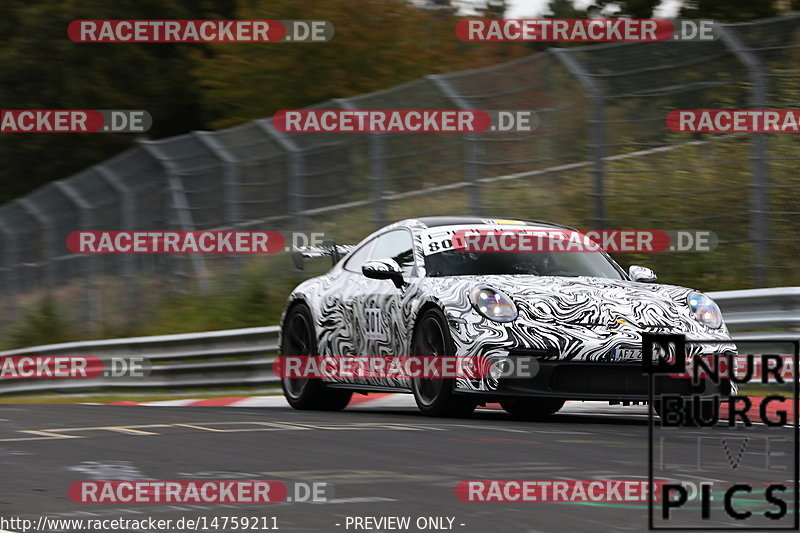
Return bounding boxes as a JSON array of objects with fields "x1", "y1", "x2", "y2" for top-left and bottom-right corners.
[
  {"x1": 280, "y1": 303, "x2": 351, "y2": 411},
  {"x1": 411, "y1": 308, "x2": 476, "y2": 417},
  {"x1": 500, "y1": 398, "x2": 565, "y2": 420}
]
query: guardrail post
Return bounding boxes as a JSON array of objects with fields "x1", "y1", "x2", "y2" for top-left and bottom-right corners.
[
  {"x1": 428, "y1": 74, "x2": 481, "y2": 216},
  {"x1": 138, "y1": 139, "x2": 211, "y2": 293},
  {"x1": 551, "y1": 49, "x2": 607, "y2": 229},
  {"x1": 718, "y1": 25, "x2": 770, "y2": 287}
]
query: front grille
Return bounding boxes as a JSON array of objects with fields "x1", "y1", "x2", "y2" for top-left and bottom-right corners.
[
  {"x1": 548, "y1": 364, "x2": 696, "y2": 395},
  {"x1": 508, "y1": 348, "x2": 560, "y2": 359}
]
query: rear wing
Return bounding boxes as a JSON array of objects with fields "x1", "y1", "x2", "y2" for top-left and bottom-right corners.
[{"x1": 291, "y1": 239, "x2": 355, "y2": 270}]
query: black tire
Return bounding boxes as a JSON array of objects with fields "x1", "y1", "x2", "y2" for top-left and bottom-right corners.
[
  {"x1": 280, "y1": 303, "x2": 352, "y2": 411},
  {"x1": 500, "y1": 398, "x2": 565, "y2": 420},
  {"x1": 410, "y1": 307, "x2": 477, "y2": 417},
  {"x1": 653, "y1": 397, "x2": 718, "y2": 426}
]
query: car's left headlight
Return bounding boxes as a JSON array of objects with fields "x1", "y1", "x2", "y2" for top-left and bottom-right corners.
[
  {"x1": 470, "y1": 286, "x2": 518, "y2": 323},
  {"x1": 687, "y1": 292, "x2": 723, "y2": 329}
]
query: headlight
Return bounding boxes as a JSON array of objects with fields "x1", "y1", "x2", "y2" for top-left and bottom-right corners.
[
  {"x1": 687, "y1": 292, "x2": 723, "y2": 329},
  {"x1": 470, "y1": 286, "x2": 518, "y2": 323}
]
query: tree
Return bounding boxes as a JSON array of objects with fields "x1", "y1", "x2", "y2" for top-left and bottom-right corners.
[
  {"x1": 680, "y1": 0, "x2": 779, "y2": 21},
  {"x1": 0, "y1": 0, "x2": 231, "y2": 202},
  {"x1": 0, "y1": 0, "x2": 527, "y2": 200},
  {"x1": 197, "y1": 0, "x2": 525, "y2": 128}
]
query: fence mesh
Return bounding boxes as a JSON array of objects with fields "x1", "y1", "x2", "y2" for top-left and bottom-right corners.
[{"x1": 2, "y1": 15, "x2": 800, "y2": 335}]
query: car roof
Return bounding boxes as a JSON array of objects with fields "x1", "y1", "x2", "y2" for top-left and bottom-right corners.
[{"x1": 410, "y1": 216, "x2": 576, "y2": 231}]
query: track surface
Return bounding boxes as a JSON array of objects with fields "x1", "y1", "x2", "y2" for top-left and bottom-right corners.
[{"x1": 0, "y1": 397, "x2": 795, "y2": 532}]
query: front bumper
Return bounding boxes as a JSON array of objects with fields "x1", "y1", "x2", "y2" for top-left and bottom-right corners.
[
  {"x1": 485, "y1": 360, "x2": 732, "y2": 401},
  {"x1": 452, "y1": 336, "x2": 737, "y2": 400}
]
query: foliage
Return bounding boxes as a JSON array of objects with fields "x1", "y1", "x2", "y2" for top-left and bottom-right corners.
[
  {"x1": 6, "y1": 297, "x2": 80, "y2": 348},
  {"x1": 197, "y1": 0, "x2": 525, "y2": 128},
  {"x1": 0, "y1": 0, "x2": 230, "y2": 202},
  {"x1": 0, "y1": 0, "x2": 523, "y2": 200}
]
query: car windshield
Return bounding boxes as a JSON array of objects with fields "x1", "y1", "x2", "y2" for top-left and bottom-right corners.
[{"x1": 423, "y1": 227, "x2": 625, "y2": 279}]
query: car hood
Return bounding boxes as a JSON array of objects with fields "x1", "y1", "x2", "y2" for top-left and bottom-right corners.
[{"x1": 427, "y1": 275, "x2": 724, "y2": 334}]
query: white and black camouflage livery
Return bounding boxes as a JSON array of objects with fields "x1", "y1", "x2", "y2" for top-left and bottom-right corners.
[{"x1": 279, "y1": 217, "x2": 734, "y2": 418}]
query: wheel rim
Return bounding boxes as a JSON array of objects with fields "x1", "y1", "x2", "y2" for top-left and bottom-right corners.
[
  {"x1": 414, "y1": 316, "x2": 447, "y2": 406},
  {"x1": 283, "y1": 311, "x2": 313, "y2": 399}
]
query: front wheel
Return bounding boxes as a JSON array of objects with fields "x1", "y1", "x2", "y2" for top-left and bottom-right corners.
[
  {"x1": 500, "y1": 398, "x2": 565, "y2": 420},
  {"x1": 410, "y1": 308, "x2": 476, "y2": 417},
  {"x1": 280, "y1": 303, "x2": 352, "y2": 411}
]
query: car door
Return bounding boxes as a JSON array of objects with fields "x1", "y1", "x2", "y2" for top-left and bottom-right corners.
[
  {"x1": 359, "y1": 229, "x2": 417, "y2": 386},
  {"x1": 334, "y1": 237, "x2": 376, "y2": 361}
]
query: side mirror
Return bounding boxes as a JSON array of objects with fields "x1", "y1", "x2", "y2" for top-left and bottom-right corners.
[
  {"x1": 629, "y1": 265, "x2": 657, "y2": 283},
  {"x1": 362, "y1": 258, "x2": 405, "y2": 288}
]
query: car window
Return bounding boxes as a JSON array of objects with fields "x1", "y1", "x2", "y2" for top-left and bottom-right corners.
[
  {"x1": 343, "y1": 238, "x2": 375, "y2": 272},
  {"x1": 425, "y1": 249, "x2": 623, "y2": 279},
  {"x1": 422, "y1": 226, "x2": 624, "y2": 279},
  {"x1": 370, "y1": 229, "x2": 416, "y2": 277}
]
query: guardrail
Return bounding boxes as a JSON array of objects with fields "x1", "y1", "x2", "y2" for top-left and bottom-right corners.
[
  {"x1": 0, "y1": 288, "x2": 796, "y2": 395},
  {"x1": 0, "y1": 326, "x2": 280, "y2": 395},
  {"x1": 709, "y1": 287, "x2": 800, "y2": 332}
]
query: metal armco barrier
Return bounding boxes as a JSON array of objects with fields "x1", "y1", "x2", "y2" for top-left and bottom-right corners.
[
  {"x1": 709, "y1": 286, "x2": 800, "y2": 332},
  {"x1": 0, "y1": 288, "x2": 797, "y2": 395},
  {"x1": 0, "y1": 326, "x2": 280, "y2": 395},
  {"x1": 3, "y1": 14, "x2": 800, "y2": 336}
]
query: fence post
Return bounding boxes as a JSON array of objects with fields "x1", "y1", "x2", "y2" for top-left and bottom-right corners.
[
  {"x1": 336, "y1": 98, "x2": 386, "y2": 228},
  {"x1": 551, "y1": 49, "x2": 607, "y2": 229},
  {"x1": 138, "y1": 139, "x2": 211, "y2": 293},
  {"x1": 428, "y1": 74, "x2": 481, "y2": 216},
  {"x1": 53, "y1": 181, "x2": 100, "y2": 334},
  {"x1": 194, "y1": 131, "x2": 243, "y2": 282},
  {"x1": 368, "y1": 134, "x2": 387, "y2": 228},
  {"x1": 718, "y1": 25, "x2": 769, "y2": 287},
  {"x1": 0, "y1": 218, "x2": 19, "y2": 323},
  {"x1": 17, "y1": 198, "x2": 55, "y2": 299},
  {"x1": 95, "y1": 163, "x2": 140, "y2": 327},
  {"x1": 257, "y1": 119, "x2": 307, "y2": 233}
]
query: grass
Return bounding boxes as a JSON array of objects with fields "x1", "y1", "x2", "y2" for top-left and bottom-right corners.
[{"x1": 3, "y1": 133, "x2": 800, "y2": 348}]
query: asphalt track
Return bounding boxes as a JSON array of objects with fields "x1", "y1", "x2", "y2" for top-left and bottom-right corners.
[{"x1": 0, "y1": 397, "x2": 795, "y2": 533}]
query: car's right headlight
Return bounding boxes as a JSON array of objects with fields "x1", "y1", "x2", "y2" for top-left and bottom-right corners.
[
  {"x1": 687, "y1": 291, "x2": 723, "y2": 329},
  {"x1": 470, "y1": 286, "x2": 518, "y2": 323}
]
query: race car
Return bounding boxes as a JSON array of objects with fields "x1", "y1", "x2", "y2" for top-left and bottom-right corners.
[{"x1": 279, "y1": 217, "x2": 734, "y2": 419}]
